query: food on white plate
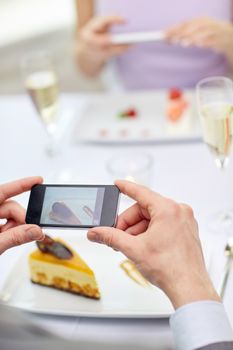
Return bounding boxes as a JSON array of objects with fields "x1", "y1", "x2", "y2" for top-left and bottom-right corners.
[
  {"x1": 117, "y1": 107, "x2": 138, "y2": 119},
  {"x1": 98, "y1": 128, "x2": 109, "y2": 137},
  {"x1": 29, "y1": 234, "x2": 101, "y2": 299},
  {"x1": 141, "y1": 129, "x2": 150, "y2": 138},
  {"x1": 119, "y1": 128, "x2": 129, "y2": 137},
  {"x1": 166, "y1": 88, "x2": 189, "y2": 122},
  {"x1": 120, "y1": 260, "x2": 151, "y2": 288}
]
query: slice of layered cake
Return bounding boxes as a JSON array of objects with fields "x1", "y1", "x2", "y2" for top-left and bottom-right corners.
[{"x1": 29, "y1": 235, "x2": 100, "y2": 299}]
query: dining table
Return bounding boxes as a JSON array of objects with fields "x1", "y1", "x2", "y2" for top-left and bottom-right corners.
[{"x1": 0, "y1": 92, "x2": 233, "y2": 349}]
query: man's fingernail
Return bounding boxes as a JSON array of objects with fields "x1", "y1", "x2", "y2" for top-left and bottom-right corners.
[
  {"x1": 28, "y1": 228, "x2": 43, "y2": 240},
  {"x1": 89, "y1": 232, "x2": 102, "y2": 243},
  {"x1": 37, "y1": 233, "x2": 45, "y2": 241}
]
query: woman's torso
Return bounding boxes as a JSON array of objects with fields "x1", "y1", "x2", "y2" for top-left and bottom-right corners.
[{"x1": 96, "y1": 0, "x2": 232, "y2": 89}]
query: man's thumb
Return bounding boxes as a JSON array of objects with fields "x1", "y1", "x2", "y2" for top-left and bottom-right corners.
[
  {"x1": 87, "y1": 227, "x2": 135, "y2": 258},
  {"x1": 0, "y1": 224, "x2": 44, "y2": 255}
]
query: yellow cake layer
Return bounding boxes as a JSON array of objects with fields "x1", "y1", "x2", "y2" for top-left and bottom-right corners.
[
  {"x1": 29, "y1": 259, "x2": 100, "y2": 299},
  {"x1": 29, "y1": 238, "x2": 100, "y2": 299},
  {"x1": 29, "y1": 239, "x2": 94, "y2": 276}
]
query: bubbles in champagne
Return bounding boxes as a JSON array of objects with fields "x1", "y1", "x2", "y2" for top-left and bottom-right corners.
[
  {"x1": 201, "y1": 102, "x2": 233, "y2": 168},
  {"x1": 26, "y1": 71, "x2": 59, "y2": 129}
]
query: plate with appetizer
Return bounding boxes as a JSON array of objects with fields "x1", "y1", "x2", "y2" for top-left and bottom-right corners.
[
  {"x1": 74, "y1": 90, "x2": 202, "y2": 144},
  {"x1": 0, "y1": 233, "x2": 210, "y2": 318}
]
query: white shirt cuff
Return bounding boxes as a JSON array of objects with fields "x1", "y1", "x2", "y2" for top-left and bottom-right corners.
[{"x1": 170, "y1": 301, "x2": 233, "y2": 350}]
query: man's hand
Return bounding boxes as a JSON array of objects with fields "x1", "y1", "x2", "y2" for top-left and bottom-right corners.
[
  {"x1": 88, "y1": 180, "x2": 220, "y2": 309},
  {"x1": 0, "y1": 177, "x2": 44, "y2": 255}
]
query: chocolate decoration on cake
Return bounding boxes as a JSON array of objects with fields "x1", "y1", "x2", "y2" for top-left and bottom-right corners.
[{"x1": 37, "y1": 234, "x2": 73, "y2": 260}]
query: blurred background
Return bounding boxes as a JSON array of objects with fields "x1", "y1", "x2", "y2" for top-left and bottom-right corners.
[{"x1": 0, "y1": 0, "x2": 103, "y2": 94}]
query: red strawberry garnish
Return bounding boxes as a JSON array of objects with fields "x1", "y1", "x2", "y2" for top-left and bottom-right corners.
[{"x1": 169, "y1": 88, "x2": 183, "y2": 100}]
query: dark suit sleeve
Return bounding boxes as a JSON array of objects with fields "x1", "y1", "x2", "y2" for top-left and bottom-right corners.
[
  {"x1": 0, "y1": 304, "x2": 158, "y2": 350},
  {"x1": 197, "y1": 342, "x2": 233, "y2": 350}
]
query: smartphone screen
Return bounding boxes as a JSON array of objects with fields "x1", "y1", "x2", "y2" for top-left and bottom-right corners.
[
  {"x1": 26, "y1": 185, "x2": 120, "y2": 229},
  {"x1": 40, "y1": 186, "x2": 105, "y2": 226}
]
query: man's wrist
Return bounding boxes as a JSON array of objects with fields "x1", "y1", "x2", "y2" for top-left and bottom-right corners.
[
  {"x1": 165, "y1": 275, "x2": 220, "y2": 309},
  {"x1": 76, "y1": 44, "x2": 105, "y2": 77}
]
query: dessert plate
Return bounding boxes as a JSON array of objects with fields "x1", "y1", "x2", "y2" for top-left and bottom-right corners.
[
  {"x1": 73, "y1": 91, "x2": 202, "y2": 144},
  {"x1": 0, "y1": 234, "x2": 172, "y2": 318},
  {"x1": 0, "y1": 234, "x2": 210, "y2": 318}
]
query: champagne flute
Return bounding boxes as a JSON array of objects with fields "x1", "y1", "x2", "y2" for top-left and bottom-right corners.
[
  {"x1": 196, "y1": 76, "x2": 233, "y2": 228},
  {"x1": 21, "y1": 51, "x2": 60, "y2": 156}
]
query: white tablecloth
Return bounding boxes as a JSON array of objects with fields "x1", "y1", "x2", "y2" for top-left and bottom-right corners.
[{"x1": 1, "y1": 94, "x2": 233, "y2": 349}]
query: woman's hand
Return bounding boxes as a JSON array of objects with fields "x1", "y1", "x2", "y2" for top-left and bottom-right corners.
[
  {"x1": 87, "y1": 180, "x2": 220, "y2": 309},
  {"x1": 0, "y1": 177, "x2": 44, "y2": 255},
  {"x1": 75, "y1": 15, "x2": 130, "y2": 77},
  {"x1": 166, "y1": 17, "x2": 233, "y2": 65}
]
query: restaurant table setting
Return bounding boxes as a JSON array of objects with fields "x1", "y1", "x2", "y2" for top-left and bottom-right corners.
[{"x1": 0, "y1": 89, "x2": 233, "y2": 349}]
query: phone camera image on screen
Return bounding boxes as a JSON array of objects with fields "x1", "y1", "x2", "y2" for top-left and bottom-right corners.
[{"x1": 40, "y1": 187, "x2": 105, "y2": 226}]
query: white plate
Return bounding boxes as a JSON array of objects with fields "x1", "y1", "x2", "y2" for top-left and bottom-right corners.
[
  {"x1": 73, "y1": 91, "x2": 201, "y2": 144},
  {"x1": 0, "y1": 234, "x2": 174, "y2": 318},
  {"x1": 111, "y1": 31, "x2": 165, "y2": 45},
  {"x1": 0, "y1": 234, "x2": 210, "y2": 318}
]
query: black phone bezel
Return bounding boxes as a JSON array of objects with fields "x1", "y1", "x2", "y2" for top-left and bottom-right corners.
[{"x1": 26, "y1": 184, "x2": 120, "y2": 229}]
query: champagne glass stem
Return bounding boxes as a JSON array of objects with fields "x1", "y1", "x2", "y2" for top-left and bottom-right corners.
[
  {"x1": 45, "y1": 124, "x2": 59, "y2": 157},
  {"x1": 215, "y1": 157, "x2": 229, "y2": 170}
]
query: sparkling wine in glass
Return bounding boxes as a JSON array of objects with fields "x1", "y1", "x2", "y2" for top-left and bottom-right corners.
[
  {"x1": 22, "y1": 52, "x2": 60, "y2": 156},
  {"x1": 196, "y1": 76, "x2": 233, "y2": 228},
  {"x1": 201, "y1": 101, "x2": 233, "y2": 169}
]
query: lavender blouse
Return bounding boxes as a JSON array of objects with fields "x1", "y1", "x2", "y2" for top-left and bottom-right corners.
[{"x1": 96, "y1": 0, "x2": 232, "y2": 89}]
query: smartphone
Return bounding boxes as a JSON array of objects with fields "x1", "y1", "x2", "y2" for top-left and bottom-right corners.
[
  {"x1": 111, "y1": 31, "x2": 165, "y2": 45},
  {"x1": 26, "y1": 184, "x2": 120, "y2": 229}
]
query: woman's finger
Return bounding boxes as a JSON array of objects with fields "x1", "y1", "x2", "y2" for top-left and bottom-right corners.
[
  {"x1": 83, "y1": 29, "x2": 112, "y2": 48},
  {"x1": 107, "y1": 44, "x2": 131, "y2": 57},
  {"x1": 166, "y1": 17, "x2": 214, "y2": 42},
  {"x1": 90, "y1": 16, "x2": 125, "y2": 33}
]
